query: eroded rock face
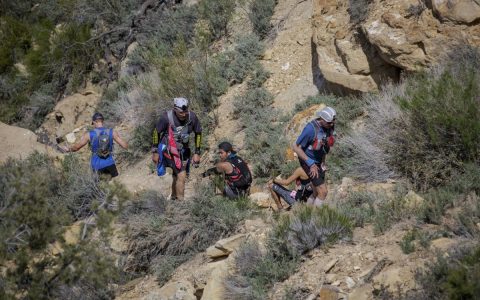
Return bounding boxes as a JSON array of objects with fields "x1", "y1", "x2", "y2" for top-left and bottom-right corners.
[
  {"x1": 0, "y1": 122, "x2": 58, "y2": 163},
  {"x1": 432, "y1": 0, "x2": 480, "y2": 24},
  {"x1": 311, "y1": 0, "x2": 480, "y2": 93},
  {"x1": 36, "y1": 85, "x2": 101, "y2": 146}
]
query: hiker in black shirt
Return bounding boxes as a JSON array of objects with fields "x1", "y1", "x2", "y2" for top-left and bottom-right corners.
[{"x1": 152, "y1": 97, "x2": 202, "y2": 200}]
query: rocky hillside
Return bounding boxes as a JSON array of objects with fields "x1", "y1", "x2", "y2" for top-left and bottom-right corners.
[
  {"x1": 1, "y1": 0, "x2": 479, "y2": 299},
  {"x1": 312, "y1": 0, "x2": 480, "y2": 93}
]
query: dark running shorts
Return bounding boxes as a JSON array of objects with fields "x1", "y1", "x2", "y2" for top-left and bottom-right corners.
[
  {"x1": 164, "y1": 148, "x2": 191, "y2": 176},
  {"x1": 97, "y1": 164, "x2": 119, "y2": 178},
  {"x1": 224, "y1": 184, "x2": 249, "y2": 199},
  {"x1": 299, "y1": 159, "x2": 325, "y2": 187},
  {"x1": 271, "y1": 183, "x2": 295, "y2": 206}
]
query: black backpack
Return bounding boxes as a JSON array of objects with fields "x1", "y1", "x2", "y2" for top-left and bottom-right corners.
[
  {"x1": 91, "y1": 128, "x2": 113, "y2": 158},
  {"x1": 227, "y1": 156, "x2": 252, "y2": 188}
]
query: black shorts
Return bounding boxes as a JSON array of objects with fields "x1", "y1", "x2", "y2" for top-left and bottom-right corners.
[
  {"x1": 299, "y1": 158, "x2": 325, "y2": 187},
  {"x1": 271, "y1": 183, "x2": 295, "y2": 205},
  {"x1": 97, "y1": 164, "x2": 119, "y2": 178},
  {"x1": 164, "y1": 148, "x2": 191, "y2": 176}
]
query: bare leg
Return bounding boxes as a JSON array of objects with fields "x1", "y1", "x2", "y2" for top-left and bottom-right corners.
[
  {"x1": 171, "y1": 175, "x2": 177, "y2": 199},
  {"x1": 313, "y1": 183, "x2": 328, "y2": 207},
  {"x1": 175, "y1": 171, "x2": 187, "y2": 200}
]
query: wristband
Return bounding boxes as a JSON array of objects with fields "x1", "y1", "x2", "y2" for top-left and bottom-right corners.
[
  {"x1": 306, "y1": 158, "x2": 316, "y2": 167},
  {"x1": 194, "y1": 148, "x2": 201, "y2": 155},
  {"x1": 151, "y1": 147, "x2": 158, "y2": 153}
]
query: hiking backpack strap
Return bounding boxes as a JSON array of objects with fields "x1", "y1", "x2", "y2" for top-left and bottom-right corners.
[{"x1": 109, "y1": 128, "x2": 113, "y2": 151}]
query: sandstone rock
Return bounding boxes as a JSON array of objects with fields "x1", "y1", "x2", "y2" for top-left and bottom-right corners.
[
  {"x1": 249, "y1": 192, "x2": 274, "y2": 208},
  {"x1": 335, "y1": 39, "x2": 371, "y2": 75},
  {"x1": 363, "y1": 18, "x2": 428, "y2": 71},
  {"x1": 318, "y1": 285, "x2": 340, "y2": 300},
  {"x1": 263, "y1": 49, "x2": 273, "y2": 60},
  {"x1": 324, "y1": 258, "x2": 338, "y2": 273},
  {"x1": 206, "y1": 234, "x2": 246, "y2": 259},
  {"x1": 349, "y1": 284, "x2": 373, "y2": 300},
  {"x1": 38, "y1": 89, "x2": 100, "y2": 145},
  {"x1": 152, "y1": 280, "x2": 196, "y2": 300},
  {"x1": 430, "y1": 238, "x2": 456, "y2": 252},
  {"x1": 345, "y1": 276, "x2": 356, "y2": 289},
  {"x1": 201, "y1": 260, "x2": 229, "y2": 300},
  {"x1": 0, "y1": 122, "x2": 55, "y2": 163},
  {"x1": 316, "y1": 47, "x2": 378, "y2": 92},
  {"x1": 372, "y1": 266, "x2": 415, "y2": 293},
  {"x1": 325, "y1": 273, "x2": 337, "y2": 284},
  {"x1": 432, "y1": 0, "x2": 480, "y2": 24},
  {"x1": 244, "y1": 218, "x2": 266, "y2": 233}
]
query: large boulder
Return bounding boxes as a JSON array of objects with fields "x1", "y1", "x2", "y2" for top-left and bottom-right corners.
[
  {"x1": 312, "y1": 0, "x2": 480, "y2": 92},
  {"x1": 37, "y1": 85, "x2": 101, "y2": 146},
  {"x1": 432, "y1": 0, "x2": 480, "y2": 24},
  {"x1": 0, "y1": 122, "x2": 58, "y2": 163},
  {"x1": 206, "y1": 234, "x2": 246, "y2": 259}
]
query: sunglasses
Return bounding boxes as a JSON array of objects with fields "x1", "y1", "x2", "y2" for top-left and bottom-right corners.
[{"x1": 174, "y1": 105, "x2": 188, "y2": 112}]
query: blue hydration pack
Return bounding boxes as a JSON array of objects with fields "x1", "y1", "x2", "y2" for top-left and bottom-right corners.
[{"x1": 157, "y1": 143, "x2": 167, "y2": 176}]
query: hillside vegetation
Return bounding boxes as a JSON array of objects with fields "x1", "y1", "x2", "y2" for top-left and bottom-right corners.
[{"x1": 1, "y1": 0, "x2": 480, "y2": 299}]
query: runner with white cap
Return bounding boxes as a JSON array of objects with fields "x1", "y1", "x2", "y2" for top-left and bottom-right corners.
[{"x1": 292, "y1": 107, "x2": 336, "y2": 207}]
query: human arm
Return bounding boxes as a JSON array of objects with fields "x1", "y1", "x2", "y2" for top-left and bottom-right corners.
[
  {"x1": 62, "y1": 132, "x2": 89, "y2": 152},
  {"x1": 201, "y1": 162, "x2": 233, "y2": 177},
  {"x1": 113, "y1": 130, "x2": 128, "y2": 149}
]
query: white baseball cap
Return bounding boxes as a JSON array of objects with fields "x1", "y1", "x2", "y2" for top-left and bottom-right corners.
[
  {"x1": 315, "y1": 108, "x2": 335, "y2": 122},
  {"x1": 174, "y1": 97, "x2": 189, "y2": 110}
]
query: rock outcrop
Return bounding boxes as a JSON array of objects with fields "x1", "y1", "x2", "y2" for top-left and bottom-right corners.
[
  {"x1": 36, "y1": 84, "x2": 101, "y2": 146},
  {"x1": 311, "y1": 0, "x2": 480, "y2": 93},
  {"x1": 0, "y1": 122, "x2": 58, "y2": 163}
]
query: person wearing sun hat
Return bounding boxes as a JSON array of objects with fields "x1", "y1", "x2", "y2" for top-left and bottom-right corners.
[
  {"x1": 292, "y1": 106, "x2": 336, "y2": 207},
  {"x1": 152, "y1": 97, "x2": 202, "y2": 200}
]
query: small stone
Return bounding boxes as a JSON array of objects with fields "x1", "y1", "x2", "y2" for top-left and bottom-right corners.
[
  {"x1": 354, "y1": 266, "x2": 361, "y2": 271},
  {"x1": 345, "y1": 276, "x2": 356, "y2": 289}
]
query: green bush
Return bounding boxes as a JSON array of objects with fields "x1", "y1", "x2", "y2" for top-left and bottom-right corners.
[
  {"x1": 124, "y1": 184, "x2": 252, "y2": 285},
  {"x1": 224, "y1": 240, "x2": 299, "y2": 299},
  {"x1": 342, "y1": 49, "x2": 480, "y2": 189},
  {"x1": 199, "y1": 0, "x2": 235, "y2": 40},
  {"x1": 0, "y1": 152, "x2": 126, "y2": 298},
  {"x1": 391, "y1": 67, "x2": 480, "y2": 189},
  {"x1": 415, "y1": 245, "x2": 480, "y2": 299},
  {"x1": 249, "y1": 0, "x2": 276, "y2": 39},
  {"x1": 219, "y1": 34, "x2": 265, "y2": 84}
]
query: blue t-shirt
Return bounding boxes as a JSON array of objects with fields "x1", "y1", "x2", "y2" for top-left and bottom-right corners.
[{"x1": 295, "y1": 122, "x2": 328, "y2": 163}]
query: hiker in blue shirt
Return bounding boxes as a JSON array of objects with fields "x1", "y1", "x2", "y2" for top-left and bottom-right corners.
[
  {"x1": 292, "y1": 107, "x2": 336, "y2": 207},
  {"x1": 62, "y1": 113, "x2": 128, "y2": 178}
]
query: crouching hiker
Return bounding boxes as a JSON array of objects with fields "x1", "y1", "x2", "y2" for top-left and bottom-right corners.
[
  {"x1": 201, "y1": 142, "x2": 252, "y2": 199},
  {"x1": 292, "y1": 107, "x2": 336, "y2": 207},
  {"x1": 268, "y1": 167, "x2": 313, "y2": 210},
  {"x1": 62, "y1": 112, "x2": 128, "y2": 178}
]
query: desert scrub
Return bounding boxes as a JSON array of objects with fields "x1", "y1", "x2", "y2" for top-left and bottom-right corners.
[
  {"x1": 224, "y1": 240, "x2": 299, "y2": 299},
  {"x1": 413, "y1": 244, "x2": 480, "y2": 299},
  {"x1": 225, "y1": 205, "x2": 351, "y2": 299},
  {"x1": 249, "y1": 0, "x2": 276, "y2": 39},
  {"x1": 124, "y1": 184, "x2": 252, "y2": 285},
  {"x1": 0, "y1": 152, "x2": 128, "y2": 298}
]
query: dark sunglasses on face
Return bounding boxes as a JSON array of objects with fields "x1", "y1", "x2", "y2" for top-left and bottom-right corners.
[{"x1": 174, "y1": 105, "x2": 188, "y2": 112}]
